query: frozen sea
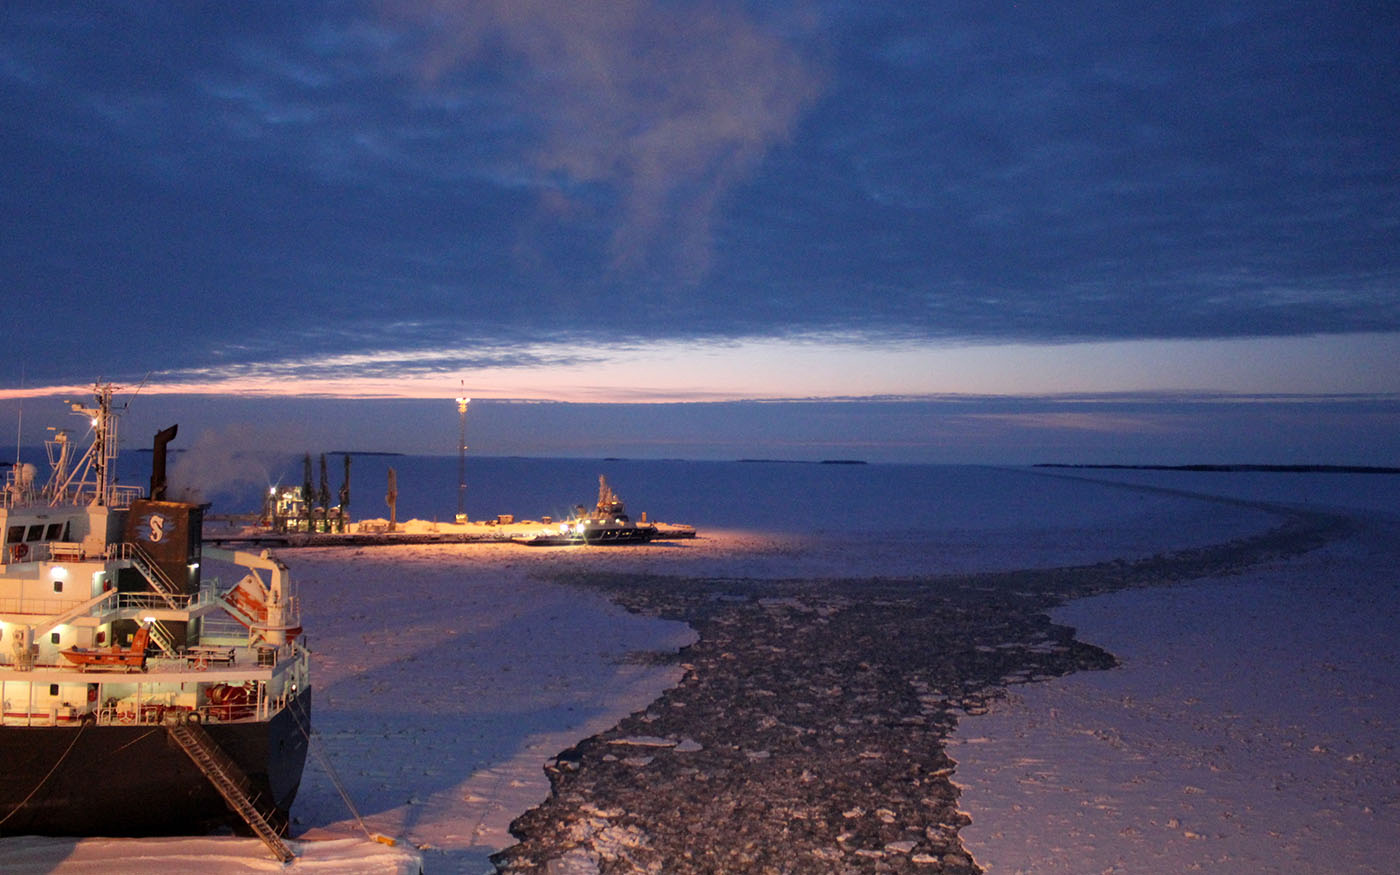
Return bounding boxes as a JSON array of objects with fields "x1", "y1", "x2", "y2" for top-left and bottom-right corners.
[
  {"x1": 4, "y1": 458, "x2": 1398, "y2": 872},
  {"x1": 165, "y1": 452, "x2": 1295, "y2": 571}
]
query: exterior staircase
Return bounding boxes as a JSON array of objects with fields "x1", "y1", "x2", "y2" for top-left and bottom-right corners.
[
  {"x1": 126, "y1": 543, "x2": 182, "y2": 657},
  {"x1": 127, "y1": 543, "x2": 181, "y2": 608},
  {"x1": 146, "y1": 620, "x2": 179, "y2": 657},
  {"x1": 165, "y1": 718, "x2": 295, "y2": 863}
]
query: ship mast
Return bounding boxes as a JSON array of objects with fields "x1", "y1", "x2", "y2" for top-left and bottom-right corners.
[{"x1": 48, "y1": 383, "x2": 122, "y2": 506}]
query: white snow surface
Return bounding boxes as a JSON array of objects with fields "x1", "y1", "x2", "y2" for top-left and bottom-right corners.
[
  {"x1": 954, "y1": 472, "x2": 1400, "y2": 874},
  {"x1": 4, "y1": 467, "x2": 1397, "y2": 873},
  {"x1": 0, "y1": 836, "x2": 423, "y2": 874}
]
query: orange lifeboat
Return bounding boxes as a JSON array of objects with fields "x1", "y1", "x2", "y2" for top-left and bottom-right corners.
[{"x1": 60, "y1": 625, "x2": 151, "y2": 672}]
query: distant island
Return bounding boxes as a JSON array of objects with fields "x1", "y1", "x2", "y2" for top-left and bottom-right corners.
[
  {"x1": 736, "y1": 458, "x2": 868, "y2": 465},
  {"x1": 1036, "y1": 463, "x2": 1400, "y2": 475},
  {"x1": 128, "y1": 448, "x2": 406, "y2": 457}
]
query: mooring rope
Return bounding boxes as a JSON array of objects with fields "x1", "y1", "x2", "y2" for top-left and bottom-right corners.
[
  {"x1": 288, "y1": 696, "x2": 377, "y2": 842},
  {"x1": 0, "y1": 719, "x2": 88, "y2": 828}
]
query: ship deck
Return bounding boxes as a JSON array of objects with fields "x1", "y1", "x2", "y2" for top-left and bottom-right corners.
[{"x1": 0, "y1": 646, "x2": 280, "y2": 684}]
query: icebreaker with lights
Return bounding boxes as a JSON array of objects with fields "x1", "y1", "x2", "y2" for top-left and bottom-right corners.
[
  {"x1": 0, "y1": 385, "x2": 310, "y2": 857},
  {"x1": 514, "y1": 475, "x2": 659, "y2": 545}
]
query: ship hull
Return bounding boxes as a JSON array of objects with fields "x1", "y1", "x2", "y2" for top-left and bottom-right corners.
[
  {"x1": 521, "y1": 524, "x2": 658, "y2": 546},
  {"x1": 0, "y1": 687, "x2": 310, "y2": 837}
]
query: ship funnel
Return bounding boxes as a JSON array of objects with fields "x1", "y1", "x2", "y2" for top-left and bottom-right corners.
[{"x1": 150, "y1": 424, "x2": 178, "y2": 500}]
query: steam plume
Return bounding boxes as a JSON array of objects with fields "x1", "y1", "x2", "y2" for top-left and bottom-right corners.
[{"x1": 394, "y1": 0, "x2": 822, "y2": 281}]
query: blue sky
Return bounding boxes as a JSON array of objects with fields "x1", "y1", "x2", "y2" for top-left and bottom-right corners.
[{"x1": 2, "y1": 1, "x2": 1397, "y2": 463}]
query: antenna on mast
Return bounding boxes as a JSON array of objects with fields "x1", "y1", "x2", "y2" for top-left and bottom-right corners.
[{"x1": 13, "y1": 367, "x2": 23, "y2": 471}]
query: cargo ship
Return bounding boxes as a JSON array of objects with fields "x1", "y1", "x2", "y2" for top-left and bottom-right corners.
[{"x1": 0, "y1": 385, "x2": 310, "y2": 856}]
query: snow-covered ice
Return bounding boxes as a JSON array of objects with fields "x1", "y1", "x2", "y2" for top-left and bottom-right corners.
[
  {"x1": 4, "y1": 466, "x2": 1397, "y2": 873},
  {"x1": 0, "y1": 836, "x2": 423, "y2": 874},
  {"x1": 953, "y1": 471, "x2": 1400, "y2": 874}
]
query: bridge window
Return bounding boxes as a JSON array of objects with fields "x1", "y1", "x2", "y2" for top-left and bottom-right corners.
[
  {"x1": 45, "y1": 523, "x2": 63, "y2": 540},
  {"x1": 6, "y1": 525, "x2": 21, "y2": 545},
  {"x1": 26, "y1": 524, "x2": 43, "y2": 541}
]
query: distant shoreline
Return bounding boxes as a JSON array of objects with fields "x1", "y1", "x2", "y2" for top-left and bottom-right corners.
[
  {"x1": 1036, "y1": 463, "x2": 1400, "y2": 474},
  {"x1": 736, "y1": 458, "x2": 867, "y2": 465}
]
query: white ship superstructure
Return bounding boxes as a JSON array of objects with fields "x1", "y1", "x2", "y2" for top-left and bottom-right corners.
[{"x1": 0, "y1": 385, "x2": 310, "y2": 857}]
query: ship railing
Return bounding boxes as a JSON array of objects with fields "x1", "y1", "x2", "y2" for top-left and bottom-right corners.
[
  {"x1": 0, "y1": 590, "x2": 214, "y2": 620},
  {"x1": 1, "y1": 541, "x2": 90, "y2": 563},
  {"x1": 116, "y1": 591, "x2": 203, "y2": 611},
  {"x1": 0, "y1": 596, "x2": 77, "y2": 616},
  {"x1": 89, "y1": 702, "x2": 266, "y2": 726},
  {"x1": 33, "y1": 484, "x2": 144, "y2": 510},
  {"x1": 256, "y1": 643, "x2": 309, "y2": 721}
]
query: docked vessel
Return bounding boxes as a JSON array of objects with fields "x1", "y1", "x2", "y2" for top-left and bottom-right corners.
[
  {"x1": 0, "y1": 385, "x2": 310, "y2": 853},
  {"x1": 515, "y1": 475, "x2": 658, "y2": 546}
]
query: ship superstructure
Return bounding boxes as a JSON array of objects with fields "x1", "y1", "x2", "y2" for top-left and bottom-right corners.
[{"x1": 0, "y1": 385, "x2": 310, "y2": 857}]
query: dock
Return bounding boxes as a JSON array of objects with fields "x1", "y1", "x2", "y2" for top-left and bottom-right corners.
[{"x1": 205, "y1": 520, "x2": 697, "y2": 549}]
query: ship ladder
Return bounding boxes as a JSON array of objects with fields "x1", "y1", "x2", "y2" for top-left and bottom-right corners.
[
  {"x1": 287, "y1": 695, "x2": 396, "y2": 847},
  {"x1": 147, "y1": 620, "x2": 180, "y2": 658},
  {"x1": 127, "y1": 543, "x2": 182, "y2": 608},
  {"x1": 165, "y1": 718, "x2": 295, "y2": 863}
]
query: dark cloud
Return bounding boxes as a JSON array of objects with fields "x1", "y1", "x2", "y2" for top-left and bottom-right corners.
[{"x1": 1, "y1": 1, "x2": 1395, "y2": 387}]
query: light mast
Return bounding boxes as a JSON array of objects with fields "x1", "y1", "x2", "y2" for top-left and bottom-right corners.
[{"x1": 455, "y1": 392, "x2": 470, "y2": 524}]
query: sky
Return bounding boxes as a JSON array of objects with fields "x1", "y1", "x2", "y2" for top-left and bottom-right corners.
[{"x1": 1, "y1": 1, "x2": 1397, "y2": 463}]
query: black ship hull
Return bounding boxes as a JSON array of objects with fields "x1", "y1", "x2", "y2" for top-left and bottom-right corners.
[
  {"x1": 521, "y1": 522, "x2": 658, "y2": 546},
  {"x1": 0, "y1": 688, "x2": 310, "y2": 837}
]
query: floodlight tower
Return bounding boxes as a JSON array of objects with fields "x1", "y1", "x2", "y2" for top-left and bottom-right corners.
[{"x1": 455, "y1": 393, "x2": 470, "y2": 524}]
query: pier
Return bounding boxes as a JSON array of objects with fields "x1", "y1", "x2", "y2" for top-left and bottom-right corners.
[{"x1": 204, "y1": 520, "x2": 697, "y2": 549}]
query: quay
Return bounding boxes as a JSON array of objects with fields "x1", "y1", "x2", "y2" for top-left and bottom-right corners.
[{"x1": 205, "y1": 519, "x2": 697, "y2": 549}]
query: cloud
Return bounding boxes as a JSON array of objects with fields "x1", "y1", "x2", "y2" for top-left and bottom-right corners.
[
  {"x1": 2, "y1": 1, "x2": 1397, "y2": 393},
  {"x1": 389, "y1": 0, "x2": 821, "y2": 282}
]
